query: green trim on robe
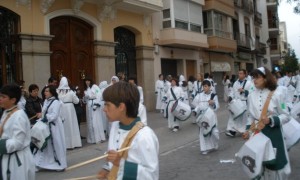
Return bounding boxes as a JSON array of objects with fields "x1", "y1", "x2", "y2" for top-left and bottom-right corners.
[
  {"x1": 123, "y1": 160, "x2": 138, "y2": 180},
  {"x1": 119, "y1": 117, "x2": 141, "y2": 130},
  {"x1": 0, "y1": 139, "x2": 8, "y2": 154},
  {"x1": 246, "y1": 125, "x2": 251, "y2": 130},
  {"x1": 261, "y1": 118, "x2": 288, "y2": 170},
  {"x1": 271, "y1": 116, "x2": 280, "y2": 127}
]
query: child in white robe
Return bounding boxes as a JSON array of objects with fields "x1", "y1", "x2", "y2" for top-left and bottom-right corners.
[
  {"x1": 193, "y1": 80, "x2": 219, "y2": 155},
  {"x1": 97, "y1": 82, "x2": 159, "y2": 180},
  {"x1": 0, "y1": 84, "x2": 35, "y2": 180}
]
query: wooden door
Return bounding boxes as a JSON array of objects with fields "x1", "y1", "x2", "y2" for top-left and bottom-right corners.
[
  {"x1": 50, "y1": 16, "x2": 94, "y2": 90},
  {"x1": 186, "y1": 60, "x2": 196, "y2": 79}
]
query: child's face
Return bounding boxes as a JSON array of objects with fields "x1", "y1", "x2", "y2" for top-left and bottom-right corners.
[
  {"x1": 203, "y1": 85, "x2": 210, "y2": 93},
  {"x1": 0, "y1": 94, "x2": 16, "y2": 109},
  {"x1": 103, "y1": 101, "x2": 121, "y2": 121}
]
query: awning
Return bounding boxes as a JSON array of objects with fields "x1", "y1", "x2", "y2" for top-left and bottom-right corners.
[{"x1": 211, "y1": 61, "x2": 231, "y2": 72}]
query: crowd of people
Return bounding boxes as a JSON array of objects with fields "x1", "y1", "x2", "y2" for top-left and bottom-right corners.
[
  {"x1": 0, "y1": 71, "x2": 158, "y2": 180},
  {"x1": 155, "y1": 67, "x2": 300, "y2": 179}
]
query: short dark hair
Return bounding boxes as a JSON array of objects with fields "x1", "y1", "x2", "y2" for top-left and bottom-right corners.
[
  {"x1": 128, "y1": 77, "x2": 137, "y2": 84},
  {"x1": 45, "y1": 85, "x2": 58, "y2": 99},
  {"x1": 103, "y1": 82, "x2": 139, "y2": 118},
  {"x1": 0, "y1": 84, "x2": 21, "y2": 104},
  {"x1": 202, "y1": 80, "x2": 211, "y2": 87},
  {"x1": 251, "y1": 67, "x2": 277, "y2": 91},
  {"x1": 204, "y1": 73, "x2": 210, "y2": 79},
  {"x1": 84, "y1": 78, "x2": 93, "y2": 89},
  {"x1": 239, "y1": 69, "x2": 247, "y2": 75},
  {"x1": 171, "y1": 78, "x2": 179, "y2": 86},
  {"x1": 48, "y1": 76, "x2": 57, "y2": 83},
  {"x1": 28, "y1": 84, "x2": 39, "y2": 93}
]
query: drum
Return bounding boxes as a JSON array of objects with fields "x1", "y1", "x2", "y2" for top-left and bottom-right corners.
[
  {"x1": 31, "y1": 120, "x2": 51, "y2": 150},
  {"x1": 283, "y1": 118, "x2": 300, "y2": 150},
  {"x1": 228, "y1": 99, "x2": 247, "y2": 120},
  {"x1": 236, "y1": 132, "x2": 276, "y2": 179},
  {"x1": 291, "y1": 102, "x2": 300, "y2": 121},
  {"x1": 171, "y1": 100, "x2": 191, "y2": 121},
  {"x1": 195, "y1": 108, "x2": 217, "y2": 137}
]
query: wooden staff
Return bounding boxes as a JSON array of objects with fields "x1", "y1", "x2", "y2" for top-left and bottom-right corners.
[
  {"x1": 64, "y1": 175, "x2": 99, "y2": 180},
  {"x1": 66, "y1": 146, "x2": 131, "y2": 171},
  {"x1": 29, "y1": 115, "x2": 37, "y2": 121}
]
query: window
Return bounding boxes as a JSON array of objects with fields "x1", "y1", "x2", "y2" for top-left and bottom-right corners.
[
  {"x1": 203, "y1": 11, "x2": 232, "y2": 39},
  {"x1": 163, "y1": 9, "x2": 170, "y2": 19},
  {"x1": 163, "y1": 0, "x2": 203, "y2": 33}
]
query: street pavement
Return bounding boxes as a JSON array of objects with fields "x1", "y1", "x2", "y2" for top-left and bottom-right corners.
[{"x1": 37, "y1": 101, "x2": 300, "y2": 180}]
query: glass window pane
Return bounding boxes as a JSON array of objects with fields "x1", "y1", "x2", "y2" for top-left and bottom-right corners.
[{"x1": 163, "y1": 9, "x2": 170, "y2": 19}]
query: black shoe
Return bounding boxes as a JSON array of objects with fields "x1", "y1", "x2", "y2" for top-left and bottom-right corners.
[
  {"x1": 81, "y1": 136, "x2": 86, "y2": 139},
  {"x1": 225, "y1": 130, "x2": 236, "y2": 137}
]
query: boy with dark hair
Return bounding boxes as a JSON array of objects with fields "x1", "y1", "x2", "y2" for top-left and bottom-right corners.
[
  {"x1": 0, "y1": 84, "x2": 35, "y2": 180},
  {"x1": 98, "y1": 81, "x2": 159, "y2": 180}
]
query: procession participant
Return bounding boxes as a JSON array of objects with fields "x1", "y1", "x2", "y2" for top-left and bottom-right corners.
[
  {"x1": 192, "y1": 73, "x2": 203, "y2": 100},
  {"x1": 187, "y1": 75, "x2": 195, "y2": 106},
  {"x1": 193, "y1": 80, "x2": 219, "y2": 155},
  {"x1": 83, "y1": 78, "x2": 106, "y2": 144},
  {"x1": 283, "y1": 71, "x2": 296, "y2": 105},
  {"x1": 34, "y1": 85, "x2": 67, "y2": 171},
  {"x1": 180, "y1": 80, "x2": 189, "y2": 105},
  {"x1": 225, "y1": 69, "x2": 252, "y2": 137},
  {"x1": 73, "y1": 86, "x2": 85, "y2": 139},
  {"x1": 117, "y1": 72, "x2": 126, "y2": 81},
  {"x1": 0, "y1": 84, "x2": 35, "y2": 180},
  {"x1": 41, "y1": 76, "x2": 58, "y2": 101},
  {"x1": 163, "y1": 78, "x2": 185, "y2": 132},
  {"x1": 97, "y1": 82, "x2": 159, "y2": 180},
  {"x1": 162, "y1": 75, "x2": 172, "y2": 118},
  {"x1": 57, "y1": 77, "x2": 82, "y2": 149},
  {"x1": 128, "y1": 77, "x2": 147, "y2": 125},
  {"x1": 155, "y1": 74, "x2": 165, "y2": 113},
  {"x1": 243, "y1": 67, "x2": 291, "y2": 179},
  {"x1": 204, "y1": 73, "x2": 216, "y2": 94},
  {"x1": 128, "y1": 77, "x2": 144, "y2": 104},
  {"x1": 25, "y1": 84, "x2": 43, "y2": 125},
  {"x1": 109, "y1": 76, "x2": 119, "y2": 86},
  {"x1": 99, "y1": 81, "x2": 109, "y2": 138},
  {"x1": 18, "y1": 81, "x2": 28, "y2": 110},
  {"x1": 222, "y1": 75, "x2": 231, "y2": 102}
]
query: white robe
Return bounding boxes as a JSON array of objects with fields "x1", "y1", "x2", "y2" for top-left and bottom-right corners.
[
  {"x1": 193, "y1": 92, "x2": 219, "y2": 152},
  {"x1": 0, "y1": 108, "x2": 35, "y2": 180},
  {"x1": 34, "y1": 98, "x2": 67, "y2": 170},
  {"x1": 226, "y1": 79, "x2": 252, "y2": 133},
  {"x1": 222, "y1": 79, "x2": 231, "y2": 102},
  {"x1": 165, "y1": 86, "x2": 185, "y2": 129},
  {"x1": 155, "y1": 80, "x2": 164, "y2": 110},
  {"x1": 58, "y1": 90, "x2": 81, "y2": 149},
  {"x1": 138, "y1": 103, "x2": 147, "y2": 125},
  {"x1": 247, "y1": 88, "x2": 291, "y2": 179},
  {"x1": 104, "y1": 120, "x2": 159, "y2": 180},
  {"x1": 84, "y1": 85, "x2": 106, "y2": 143}
]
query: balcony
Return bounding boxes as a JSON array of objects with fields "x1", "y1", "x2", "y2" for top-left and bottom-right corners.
[
  {"x1": 234, "y1": 0, "x2": 243, "y2": 8},
  {"x1": 114, "y1": 0, "x2": 163, "y2": 14},
  {"x1": 254, "y1": 11, "x2": 262, "y2": 25},
  {"x1": 242, "y1": 0, "x2": 254, "y2": 14},
  {"x1": 159, "y1": 28, "x2": 209, "y2": 49},
  {"x1": 204, "y1": 29, "x2": 236, "y2": 52},
  {"x1": 235, "y1": 33, "x2": 251, "y2": 49},
  {"x1": 255, "y1": 41, "x2": 266, "y2": 54},
  {"x1": 203, "y1": 0, "x2": 235, "y2": 17}
]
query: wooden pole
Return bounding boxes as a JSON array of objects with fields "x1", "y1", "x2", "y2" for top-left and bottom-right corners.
[
  {"x1": 64, "y1": 175, "x2": 99, "y2": 180},
  {"x1": 66, "y1": 146, "x2": 131, "y2": 171}
]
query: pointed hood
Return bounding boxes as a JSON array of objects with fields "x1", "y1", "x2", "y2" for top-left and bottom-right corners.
[{"x1": 57, "y1": 77, "x2": 70, "y2": 90}]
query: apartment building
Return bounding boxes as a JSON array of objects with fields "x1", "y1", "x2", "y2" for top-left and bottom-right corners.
[{"x1": 0, "y1": 0, "x2": 163, "y2": 110}]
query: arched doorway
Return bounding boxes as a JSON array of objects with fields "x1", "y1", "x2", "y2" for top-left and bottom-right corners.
[
  {"x1": 114, "y1": 27, "x2": 136, "y2": 80},
  {"x1": 50, "y1": 16, "x2": 94, "y2": 89},
  {"x1": 0, "y1": 7, "x2": 21, "y2": 87}
]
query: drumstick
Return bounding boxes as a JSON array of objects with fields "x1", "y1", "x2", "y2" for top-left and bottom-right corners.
[
  {"x1": 29, "y1": 115, "x2": 37, "y2": 120},
  {"x1": 66, "y1": 146, "x2": 131, "y2": 171},
  {"x1": 64, "y1": 175, "x2": 99, "y2": 180}
]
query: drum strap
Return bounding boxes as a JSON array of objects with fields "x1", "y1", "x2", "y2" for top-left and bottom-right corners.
[
  {"x1": 170, "y1": 88, "x2": 177, "y2": 100},
  {"x1": 107, "y1": 121, "x2": 144, "y2": 180},
  {"x1": 250, "y1": 91, "x2": 274, "y2": 134},
  {"x1": 0, "y1": 106, "x2": 18, "y2": 137}
]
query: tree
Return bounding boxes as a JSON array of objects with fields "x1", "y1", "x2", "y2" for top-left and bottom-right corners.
[
  {"x1": 281, "y1": 49, "x2": 299, "y2": 73},
  {"x1": 280, "y1": 0, "x2": 300, "y2": 14}
]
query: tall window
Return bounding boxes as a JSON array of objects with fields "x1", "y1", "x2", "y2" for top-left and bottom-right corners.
[{"x1": 0, "y1": 7, "x2": 21, "y2": 87}]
